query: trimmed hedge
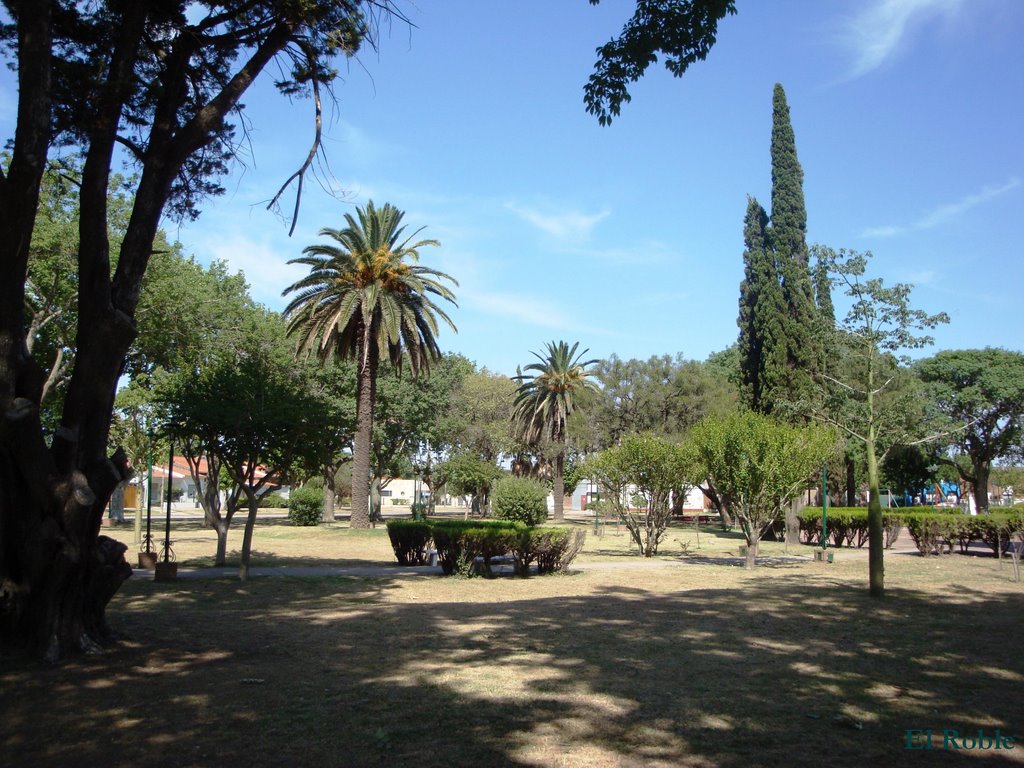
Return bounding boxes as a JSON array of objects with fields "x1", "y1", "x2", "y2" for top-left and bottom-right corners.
[
  {"x1": 386, "y1": 520, "x2": 433, "y2": 565},
  {"x1": 288, "y1": 485, "x2": 323, "y2": 526},
  {"x1": 385, "y1": 519, "x2": 586, "y2": 576},
  {"x1": 799, "y1": 506, "x2": 1024, "y2": 556}
]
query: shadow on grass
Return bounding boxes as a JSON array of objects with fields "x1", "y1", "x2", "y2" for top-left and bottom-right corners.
[{"x1": 3, "y1": 577, "x2": 1022, "y2": 767}]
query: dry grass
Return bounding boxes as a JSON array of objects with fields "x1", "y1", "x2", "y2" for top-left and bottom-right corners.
[{"x1": 3, "y1": 518, "x2": 1023, "y2": 768}]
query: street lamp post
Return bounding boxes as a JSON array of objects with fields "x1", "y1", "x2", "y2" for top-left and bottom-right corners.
[{"x1": 154, "y1": 431, "x2": 178, "y2": 581}]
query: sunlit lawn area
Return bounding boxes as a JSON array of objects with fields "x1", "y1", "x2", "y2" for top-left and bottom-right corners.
[{"x1": 3, "y1": 517, "x2": 1022, "y2": 767}]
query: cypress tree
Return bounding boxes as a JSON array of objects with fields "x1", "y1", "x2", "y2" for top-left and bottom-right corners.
[
  {"x1": 737, "y1": 196, "x2": 784, "y2": 413},
  {"x1": 768, "y1": 83, "x2": 819, "y2": 419}
]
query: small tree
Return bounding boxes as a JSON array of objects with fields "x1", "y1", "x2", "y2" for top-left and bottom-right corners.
[
  {"x1": 436, "y1": 453, "x2": 502, "y2": 518},
  {"x1": 586, "y1": 434, "x2": 694, "y2": 557},
  {"x1": 812, "y1": 247, "x2": 949, "y2": 596},
  {"x1": 689, "y1": 411, "x2": 836, "y2": 568}
]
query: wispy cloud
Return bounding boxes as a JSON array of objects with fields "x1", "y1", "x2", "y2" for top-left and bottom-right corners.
[
  {"x1": 201, "y1": 231, "x2": 306, "y2": 310},
  {"x1": 506, "y1": 203, "x2": 610, "y2": 241},
  {"x1": 838, "y1": 0, "x2": 966, "y2": 79},
  {"x1": 466, "y1": 290, "x2": 619, "y2": 338},
  {"x1": 861, "y1": 177, "x2": 1020, "y2": 238}
]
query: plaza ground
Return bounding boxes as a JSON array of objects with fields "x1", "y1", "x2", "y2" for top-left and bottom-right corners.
[{"x1": 2, "y1": 517, "x2": 1022, "y2": 767}]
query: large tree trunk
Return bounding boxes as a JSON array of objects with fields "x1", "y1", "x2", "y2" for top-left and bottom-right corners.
[
  {"x1": 350, "y1": 329, "x2": 378, "y2": 529},
  {"x1": 972, "y1": 459, "x2": 991, "y2": 514},
  {"x1": 785, "y1": 495, "x2": 803, "y2": 546},
  {"x1": 744, "y1": 538, "x2": 758, "y2": 569},
  {"x1": 321, "y1": 469, "x2": 336, "y2": 523},
  {"x1": 552, "y1": 448, "x2": 565, "y2": 523}
]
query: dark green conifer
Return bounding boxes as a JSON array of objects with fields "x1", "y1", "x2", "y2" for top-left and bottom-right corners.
[
  {"x1": 737, "y1": 196, "x2": 784, "y2": 413},
  {"x1": 768, "y1": 83, "x2": 819, "y2": 419}
]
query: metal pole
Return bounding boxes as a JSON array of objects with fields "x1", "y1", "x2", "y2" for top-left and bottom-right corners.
[
  {"x1": 145, "y1": 433, "x2": 154, "y2": 553},
  {"x1": 164, "y1": 437, "x2": 173, "y2": 563},
  {"x1": 822, "y1": 464, "x2": 828, "y2": 551}
]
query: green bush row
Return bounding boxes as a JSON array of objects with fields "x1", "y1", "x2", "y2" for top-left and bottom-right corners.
[
  {"x1": 799, "y1": 507, "x2": 1024, "y2": 556},
  {"x1": 385, "y1": 519, "x2": 585, "y2": 577}
]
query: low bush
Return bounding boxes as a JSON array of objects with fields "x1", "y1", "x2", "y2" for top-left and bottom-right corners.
[
  {"x1": 528, "y1": 527, "x2": 586, "y2": 574},
  {"x1": 902, "y1": 512, "x2": 959, "y2": 555},
  {"x1": 258, "y1": 492, "x2": 288, "y2": 509},
  {"x1": 287, "y1": 485, "x2": 323, "y2": 526},
  {"x1": 491, "y1": 476, "x2": 549, "y2": 526},
  {"x1": 386, "y1": 520, "x2": 434, "y2": 565}
]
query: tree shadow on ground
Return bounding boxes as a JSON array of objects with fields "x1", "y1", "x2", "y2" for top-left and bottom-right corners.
[{"x1": 2, "y1": 575, "x2": 1022, "y2": 767}]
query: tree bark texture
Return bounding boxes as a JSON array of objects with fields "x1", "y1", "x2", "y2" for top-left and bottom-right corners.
[
  {"x1": 321, "y1": 471, "x2": 336, "y2": 523},
  {"x1": 1, "y1": 2, "x2": 302, "y2": 656},
  {"x1": 350, "y1": 326, "x2": 378, "y2": 529},
  {"x1": 552, "y1": 449, "x2": 565, "y2": 523}
]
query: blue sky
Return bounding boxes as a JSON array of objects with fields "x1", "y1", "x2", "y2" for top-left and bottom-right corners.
[{"x1": 5, "y1": 1, "x2": 1023, "y2": 376}]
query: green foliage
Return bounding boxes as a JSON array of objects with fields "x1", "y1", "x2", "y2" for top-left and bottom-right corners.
[
  {"x1": 799, "y1": 507, "x2": 902, "y2": 549},
  {"x1": 436, "y1": 453, "x2": 502, "y2": 513},
  {"x1": 689, "y1": 412, "x2": 837, "y2": 561},
  {"x1": 520, "y1": 527, "x2": 586, "y2": 575},
  {"x1": 586, "y1": 433, "x2": 694, "y2": 556},
  {"x1": 812, "y1": 246, "x2": 950, "y2": 595},
  {"x1": 429, "y1": 520, "x2": 524, "y2": 577},
  {"x1": 445, "y1": 368, "x2": 518, "y2": 461},
  {"x1": 513, "y1": 340, "x2": 599, "y2": 523},
  {"x1": 512, "y1": 341, "x2": 599, "y2": 447},
  {"x1": 385, "y1": 521, "x2": 434, "y2": 566},
  {"x1": 582, "y1": 353, "x2": 738, "y2": 449},
  {"x1": 917, "y1": 348, "x2": 1024, "y2": 512},
  {"x1": 491, "y1": 476, "x2": 550, "y2": 527},
  {"x1": 283, "y1": 201, "x2": 458, "y2": 372},
  {"x1": 259, "y1": 492, "x2": 289, "y2": 510},
  {"x1": 584, "y1": 0, "x2": 738, "y2": 125},
  {"x1": 372, "y1": 354, "x2": 472, "y2": 486},
  {"x1": 395, "y1": 520, "x2": 585, "y2": 577},
  {"x1": 737, "y1": 85, "x2": 820, "y2": 420},
  {"x1": 283, "y1": 200, "x2": 458, "y2": 528},
  {"x1": 288, "y1": 486, "x2": 324, "y2": 527}
]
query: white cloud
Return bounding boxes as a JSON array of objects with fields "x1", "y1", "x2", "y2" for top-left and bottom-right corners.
[
  {"x1": 506, "y1": 203, "x2": 610, "y2": 241},
  {"x1": 915, "y1": 177, "x2": 1020, "y2": 229},
  {"x1": 466, "y1": 290, "x2": 618, "y2": 339},
  {"x1": 201, "y1": 232, "x2": 306, "y2": 310},
  {"x1": 838, "y1": 0, "x2": 966, "y2": 79},
  {"x1": 861, "y1": 177, "x2": 1020, "y2": 238}
]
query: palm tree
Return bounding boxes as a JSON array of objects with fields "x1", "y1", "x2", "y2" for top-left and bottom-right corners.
[
  {"x1": 512, "y1": 341, "x2": 598, "y2": 522},
  {"x1": 282, "y1": 201, "x2": 457, "y2": 528}
]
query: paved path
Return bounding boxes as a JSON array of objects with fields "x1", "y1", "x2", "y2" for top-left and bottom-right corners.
[{"x1": 133, "y1": 553, "x2": 831, "y2": 581}]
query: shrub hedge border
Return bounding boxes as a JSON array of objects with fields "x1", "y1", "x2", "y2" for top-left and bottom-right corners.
[
  {"x1": 799, "y1": 506, "x2": 1024, "y2": 555},
  {"x1": 385, "y1": 519, "x2": 585, "y2": 576}
]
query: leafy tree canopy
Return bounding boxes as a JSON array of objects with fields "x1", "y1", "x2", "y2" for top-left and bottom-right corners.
[{"x1": 585, "y1": 0, "x2": 737, "y2": 125}]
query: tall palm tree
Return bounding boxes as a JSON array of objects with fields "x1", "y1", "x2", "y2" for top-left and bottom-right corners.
[
  {"x1": 282, "y1": 201, "x2": 457, "y2": 528},
  {"x1": 512, "y1": 341, "x2": 598, "y2": 522}
]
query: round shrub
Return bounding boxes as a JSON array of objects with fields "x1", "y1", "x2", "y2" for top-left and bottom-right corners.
[
  {"x1": 288, "y1": 485, "x2": 324, "y2": 526},
  {"x1": 491, "y1": 476, "x2": 549, "y2": 526}
]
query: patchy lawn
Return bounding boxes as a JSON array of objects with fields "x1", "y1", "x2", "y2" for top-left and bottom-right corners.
[{"x1": 3, "y1": 520, "x2": 1022, "y2": 767}]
